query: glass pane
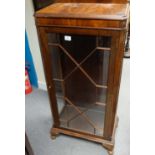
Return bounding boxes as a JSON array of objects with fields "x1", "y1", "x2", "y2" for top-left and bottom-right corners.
[
  {"x1": 82, "y1": 49, "x2": 110, "y2": 85},
  {"x1": 59, "y1": 34, "x2": 96, "y2": 63},
  {"x1": 47, "y1": 33, "x2": 111, "y2": 136}
]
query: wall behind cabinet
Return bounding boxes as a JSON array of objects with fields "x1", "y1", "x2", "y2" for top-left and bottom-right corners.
[{"x1": 25, "y1": 0, "x2": 46, "y2": 90}]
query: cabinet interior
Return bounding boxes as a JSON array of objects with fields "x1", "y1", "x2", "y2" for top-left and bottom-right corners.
[{"x1": 47, "y1": 33, "x2": 111, "y2": 136}]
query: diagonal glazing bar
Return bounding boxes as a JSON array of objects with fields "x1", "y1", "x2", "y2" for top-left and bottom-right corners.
[
  {"x1": 48, "y1": 43, "x2": 107, "y2": 89},
  {"x1": 64, "y1": 97, "x2": 103, "y2": 131},
  {"x1": 59, "y1": 44, "x2": 97, "y2": 86},
  {"x1": 67, "y1": 108, "x2": 89, "y2": 126},
  {"x1": 64, "y1": 47, "x2": 97, "y2": 81}
]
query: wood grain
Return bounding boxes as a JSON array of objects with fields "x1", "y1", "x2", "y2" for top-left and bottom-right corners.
[
  {"x1": 35, "y1": 3, "x2": 129, "y2": 20},
  {"x1": 55, "y1": 0, "x2": 128, "y2": 3},
  {"x1": 35, "y1": 2, "x2": 129, "y2": 153}
]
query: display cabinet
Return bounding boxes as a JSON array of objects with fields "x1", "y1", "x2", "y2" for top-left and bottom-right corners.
[{"x1": 35, "y1": 3, "x2": 129, "y2": 155}]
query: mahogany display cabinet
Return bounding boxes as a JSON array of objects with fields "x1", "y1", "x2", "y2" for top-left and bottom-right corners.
[{"x1": 35, "y1": 3, "x2": 129, "y2": 155}]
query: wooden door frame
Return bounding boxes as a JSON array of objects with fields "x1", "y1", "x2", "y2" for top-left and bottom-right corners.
[{"x1": 37, "y1": 26, "x2": 125, "y2": 142}]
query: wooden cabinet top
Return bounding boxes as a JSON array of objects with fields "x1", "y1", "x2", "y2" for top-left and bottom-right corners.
[
  {"x1": 35, "y1": 3, "x2": 129, "y2": 20},
  {"x1": 55, "y1": 0, "x2": 129, "y2": 3}
]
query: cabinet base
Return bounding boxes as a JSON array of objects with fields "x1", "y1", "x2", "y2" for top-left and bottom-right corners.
[{"x1": 51, "y1": 117, "x2": 118, "y2": 154}]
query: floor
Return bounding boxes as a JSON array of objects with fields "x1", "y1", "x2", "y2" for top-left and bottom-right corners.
[{"x1": 25, "y1": 59, "x2": 130, "y2": 155}]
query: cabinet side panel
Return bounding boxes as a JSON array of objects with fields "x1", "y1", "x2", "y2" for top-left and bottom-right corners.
[
  {"x1": 37, "y1": 27, "x2": 60, "y2": 127},
  {"x1": 103, "y1": 31, "x2": 125, "y2": 140}
]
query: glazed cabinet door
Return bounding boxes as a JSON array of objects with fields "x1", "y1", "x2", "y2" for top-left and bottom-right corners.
[{"x1": 38, "y1": 27, "x2": 123, "y2": 140}]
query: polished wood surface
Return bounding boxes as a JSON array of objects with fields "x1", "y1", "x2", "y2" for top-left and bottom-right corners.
[
  {"x1": 37, "y1": 27, "x2": 60, "y2": 127},
  {"x1": 36, "y1": 3, "x2": 129, "y2": 20},
  {"x1": 56, "y1": 0, "x2": 128, "y2": 3},
  {"x1": 36, "y1": 17, "x2": 127, "y2": 30},
  {"x1": 35, "y1": 3, "x2": 129, "y2": 30},
  {"x1": 35, "y1": 3, "x2": 129, "y2": 155}
]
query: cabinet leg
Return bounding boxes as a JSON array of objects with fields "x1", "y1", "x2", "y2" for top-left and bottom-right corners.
[
  {"x1": 107, "y1": 150, "x2": 113, "y2": 155},
  {"x1": 50, "y1": 130, "x2": 59, "y2": 140},
  {"x1": 51, "y1": 134, "x2": 57, "y2": 140},
  {"x1": 102, "y1": 143, "x2": 114, "y2": 155}
]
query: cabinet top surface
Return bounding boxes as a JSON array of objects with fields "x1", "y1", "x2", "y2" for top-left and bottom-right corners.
[{"x1": 35, "y1": 3, "x2": 129, "y2": 20}]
